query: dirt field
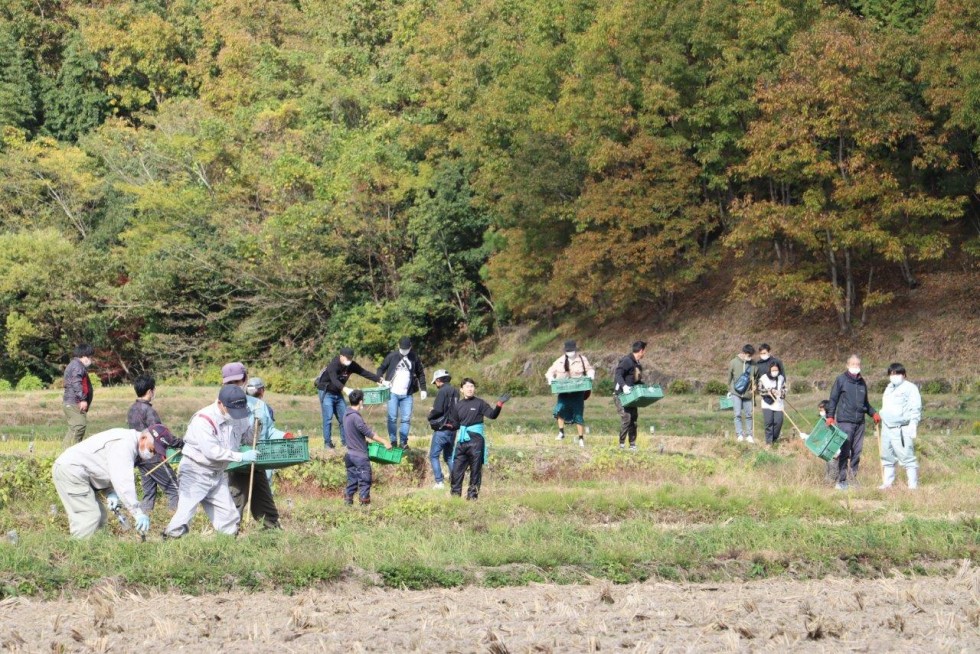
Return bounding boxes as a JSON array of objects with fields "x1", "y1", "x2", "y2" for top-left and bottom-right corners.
[{"x1": 2, "y1": 564, "x2": 977, "y2": 653}]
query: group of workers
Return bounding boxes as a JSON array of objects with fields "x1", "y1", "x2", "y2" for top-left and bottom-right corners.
[
  {"x1": 51, "y1": 337, "x2": 923, "y2": 539},
  {"x1": 727, "y1": 345, "x2": 923, "y2": 491}
]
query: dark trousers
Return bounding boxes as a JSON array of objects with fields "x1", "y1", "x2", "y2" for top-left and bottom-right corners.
[
  {"x1": 613, "y1": 395, "x2": 638, "y2": 445},
  {"x1": 137, "y1": 455, "x2": 180, "y2": 513},
  {"x1": 763, "y1": 409, "x2": 784, "y2": 445},
  {"x1": 450, "y1": 435, "x2": 485, "y2": 500},
  {"x1": 837, "y1": 420, "x2": 866, "y2": 482},
  {"x1": 344, "y1": 453, "x2": 372, "y2": 502},
  {"x1": 228, "y1": 467, "x2": 280, "y2": 527}
]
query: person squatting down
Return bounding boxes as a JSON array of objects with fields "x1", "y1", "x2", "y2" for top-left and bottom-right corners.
[
  {"x1": 826, "y1": 355, "x2": 880, "y2": 490},
  {"x1": 128, "y1": 375, "x2": 182, "y2": 513},
  {"x1": 342, "y1": 389, "x2": 391, "y2": 505},
  {"x1": 878, "y1": 363, "x2": 922, "y2": 490},
  {"x1": 546, "y1": 340, "x2": 596, "y2": 448},
  {"x1": 163, "y1": 385, "x2": 259, "y2": 538},
  {"x1": 449, "y1": 379, "x2": 509, "y2": 500},
  {"x1": 52, "y1": 425, "x2": 174, "y2": 538},
  {"x1": 758, "y1": 361, "x2": 786, "y2": 445},
  {"x1": 377, "y1": 336, "x2": 427, "y2": 448},
  {"x1": 613, "y1": 341, "x2": 647, "y2": 450},
  {"x1": 426, "y1": 369, "x2": 459, "y2": 490}
]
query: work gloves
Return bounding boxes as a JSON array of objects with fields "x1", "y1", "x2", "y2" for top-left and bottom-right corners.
[
  {"x1": 283, "y1": 432, "x2": 295, "y2": 440},
  {"x1": 134, "y1": 511, "x2": 150, "y2": 535},
  {"x1": 497, "y1": 393, "x2": 511, "y2": 407},
  {"x1": 587, "y1": 370, "x2": 596, "y2": 380},
  {"x1": 106, "y1": 492, "x2": 120, "y2": 511},
  {"x1": 872, "y1": 413, "x2": 881, "y2": 425},
  {"x1": 342, "y1": 386, "x2": 353, "y2": 396},
  {"x1": 623, "y1": 385, "x2": 633, "y2": 395},
  {"x1": 240, "y1": 449, "x2": 260, "y2": 464},
  {"x1": 825, "y1": 417, "x2": 836, "y2": 427},
  {"x1": 420, "y1": 390, "x2": 428, "y2": 400}
]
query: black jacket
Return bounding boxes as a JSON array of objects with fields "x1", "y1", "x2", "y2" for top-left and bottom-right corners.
[
  {"x1": 377, "y1": 349, "x2": 426, "y2": 395},
  {"x1": 315, "y1": 357, "x2": 381, "y2": 394},
  {"x1": 614, "y1": 354, "x2": 643, "y2": 393},
  {"x1": 427, "y1": 384, "x2": 459, "y2": 430},
  {"x1": 826, "y1": 372, "x2": 876, "y2": 424},
  {"x1": 453, "y1": 397, "x2": 502, "y2": 427},
  {"x1": 754, "y1": 356, "x2": 786, "y2": 381}
]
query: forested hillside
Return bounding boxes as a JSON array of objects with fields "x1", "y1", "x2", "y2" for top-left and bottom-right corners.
[{"x1": 0, "y1": 0, "x2": 977, "y2": 384}]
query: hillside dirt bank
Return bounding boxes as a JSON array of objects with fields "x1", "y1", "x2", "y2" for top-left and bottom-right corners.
[{"x1": 2, "y1": 564, "x2": 977, "y2": 652}]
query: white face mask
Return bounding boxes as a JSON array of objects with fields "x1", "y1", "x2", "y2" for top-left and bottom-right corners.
[
  {"x1": 399, "y1": 348, "x2": 410, "y2": 356},
  {"x1": 848, "y1": 367, "x2": 861, "y2": 375},
  {"x1": 760, "y1": 354, "x2": 770, "y2": 361},
  {"x1": 339, "y1": 357, "x2": 351, "y2": 366},
  {"x1": 566, "y1": 351, "x2": 576, "y2": 358},
  {"x1": 139, "y1": 446, "x2": 155, "y2": 461},
  {"x1": 889, "y1": 375, "x2": 903, "y2": 386}
]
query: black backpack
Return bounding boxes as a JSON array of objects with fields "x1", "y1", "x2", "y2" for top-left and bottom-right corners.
[
  {"x1": 428, "y1": 388, "x2": 459, "y2": 430},
  {"x1": 733, "y1": 363, "x2": 752, "y2": 395}
]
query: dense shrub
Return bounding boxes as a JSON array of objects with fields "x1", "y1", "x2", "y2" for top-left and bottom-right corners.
[
  {"x1": 0, "y1": 379, "x2": 11, "y2": 393},
  {"x1": 921, "y1": 379, "x2": 952, "y2": 394},
  {"x1": 791, "y1": 380, "x2": 813, "y2": 394},
  {"x1": 668, "y1": 379, "x2": 693, "y2": 394},
  {"x1": 703, "y1": 380, "x2": 728, "y2": 395},
  {"x1": 15, "y1": 375, "x2": 44, "y2": 392}
]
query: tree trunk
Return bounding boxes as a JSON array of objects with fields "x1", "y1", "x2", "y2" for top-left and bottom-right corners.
[{"x1": 825, "y1": 231, "x2": 848, "y2": 334}]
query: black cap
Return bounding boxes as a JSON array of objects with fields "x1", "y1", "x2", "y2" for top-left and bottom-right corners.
[
  {"x1": 218, "y1": 385, "x2": 250, "y2": 419},
  {"x1": 339, "y1": 347, "x2": 355, "y2": 358},
  {"x1": 564, "y1": 340, "x2": 577, "y2": 352},
  {"x1": 399, "y1": 336, "x2": 412, "y2": 349}
]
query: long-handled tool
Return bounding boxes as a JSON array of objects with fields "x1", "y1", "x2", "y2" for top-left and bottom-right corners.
[
  {"x1": 111, "y1": 505, "x2": 146, "y2": 542},
  {"x1": 142, "y1": 450, "x2": 180, "y2": 477},
  {"x1": 243, "y1": 417, "x2": 260, "y2": 527}
]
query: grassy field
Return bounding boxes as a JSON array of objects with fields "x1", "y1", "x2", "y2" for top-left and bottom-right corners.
[{"x1": 0, "y1": 386, "x2": 978, "y2": 598}]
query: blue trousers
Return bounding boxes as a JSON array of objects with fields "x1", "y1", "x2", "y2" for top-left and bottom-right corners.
[
  {"x1": 387, "y1": 393, "x2": 414, "y2": 446},
  {"x1": 429, "y1": 430, "x2": 454, "y2": 483},
  {"x1": 318, "y1": 390, "x2": 347, "y2": 447}
]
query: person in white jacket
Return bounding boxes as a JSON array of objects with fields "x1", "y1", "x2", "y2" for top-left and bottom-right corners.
[
  {"x1": 545, "y1": 340, "x2": 596, "y2": 447},
  {"x1": 878, "y1": 363, "x2": 922, "y2": 490},
  {"x1": 52, "y1": 424, "x2": 174, "y2": 538},
  {"x1": 757, "y1": 361, "x2": 786, "y2": 445},
  {"x1": 164, "y1": 385, "x2": 259, "y2": 538}
]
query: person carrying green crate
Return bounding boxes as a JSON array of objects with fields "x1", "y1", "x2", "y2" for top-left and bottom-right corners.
[
  {"x1": 314, "y1": 347, "x2": 383, "y2": 449},
  {"x1": 545, "y1": 340, "x2": 596, "y2": 447},
  {"x1": 818, "y1": 400, "x2": 839, "y2": 484},
  {"x1": 377, "y1": 336, "x2": 428, "y2": 449},
  {"x1": 342, "y1": 389, "x2": 392, "y2": 505},
  {"x1": 825, "y1": 355, "x2": 880, "y2": 490},
  {"x1": 449, "y1": 379, "x2": 510, "y2": 500},
  {"x1": 878, "y1": 363, "x2": 922, "y2": 490},
  {"x1": 613, "y1": 341, "x2": 647, "y2": 451},
  {"x1": 727, "y1": 344, "x2": 757, "y2": 443},
  {"x1": 221, "y1": 363, "x2": 283, "y2": 529},
  {"x1": 164, "y1": 385, "x2": 258, "y2": 538},
  {"x1": 246, "y1": 376, "x2": 296, "y2": 487}
]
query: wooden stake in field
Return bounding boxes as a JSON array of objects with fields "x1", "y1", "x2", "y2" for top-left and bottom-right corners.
[
  {"x1": 243, "y1": 417, "x2": 259, "y2": 527},
  {"x1": 750, "y1": 371, "x2": 757, "y2": 443}
]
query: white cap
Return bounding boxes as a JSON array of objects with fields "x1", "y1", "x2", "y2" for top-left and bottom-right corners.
[{"x1": 431, "y1": 369, "x2": 450, "y2": 385}]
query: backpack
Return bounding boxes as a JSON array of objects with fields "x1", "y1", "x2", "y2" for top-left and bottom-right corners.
[
  {"x1": 733, "y1": 363, "x2": 752, "y2": 395},
  {"x1": 428, "y1": 387, "x2": 459, "y2": 430}
]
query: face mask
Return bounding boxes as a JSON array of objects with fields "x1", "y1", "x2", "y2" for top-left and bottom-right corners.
[
  {"x1": 566, "y1": 351, "x2": 576, "y2": 358},
  {"x1": 139, "y1": 446, "x2": 155, "y2": 461},
  {"x1": 760, "y1": 354, "x2": 770, "y2": 361},
  {"x1": 819, "y1": 410, "x2": 826, "y2": 419},
  {"x1": 339, "y1": 357, "x2": 351, "y2": 366},
  {"x1": 848, "y1": 367, "x2": 861, "y2": 376},
  {"x1": 399, "y1": 348, "x2": 410, "y2": 356},
  {"x1": 889, "y1": 375, "x2": 903, "y2": 386}
]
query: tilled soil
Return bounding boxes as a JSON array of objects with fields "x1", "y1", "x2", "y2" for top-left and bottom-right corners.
[{"x1": 2, "y1": 564, "x2": 978, "y2": 653}]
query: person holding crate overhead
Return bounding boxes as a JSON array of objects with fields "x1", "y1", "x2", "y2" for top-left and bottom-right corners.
[
  {"x1": 545, "y1": 340, "x2": 596, "y2": 447},
  {"x1": 613, "y1": 340, "x2": 647, "y2": 451}
]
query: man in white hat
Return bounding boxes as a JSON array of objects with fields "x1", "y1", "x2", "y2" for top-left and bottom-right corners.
[{"x1": 426, "y1": 369, "x2": 458, "y2": 489}]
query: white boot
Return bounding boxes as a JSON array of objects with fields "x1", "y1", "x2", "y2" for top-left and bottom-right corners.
[
  {"x1": 878, "y1": 464, "x2": 896, "y2": 490},
  {"x1": 906, "y1": 467, "x2": 918, "y2": 490}
]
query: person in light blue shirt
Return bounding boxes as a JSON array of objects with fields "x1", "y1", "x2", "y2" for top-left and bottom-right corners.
[{"x1": 878, "y1": 363, "x2": 922, "y2": 490}]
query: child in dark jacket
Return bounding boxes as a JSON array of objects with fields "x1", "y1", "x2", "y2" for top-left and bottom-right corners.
[{"x1": 128, "y1": 375, "x2": 182, "y2": 512}]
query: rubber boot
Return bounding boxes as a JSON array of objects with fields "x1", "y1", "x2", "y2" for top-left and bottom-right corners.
[
  {"x1": 906, "y1": 467, "x2": 918, "y2": 490},
  {"x1": 878, "y1": 464, "x2": 895, "y2": 490}
]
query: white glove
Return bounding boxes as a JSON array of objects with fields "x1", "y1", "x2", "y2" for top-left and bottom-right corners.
[
  {"x1": 342, "y1": 386, "x2": 352, "y2": 396},
  {"x1": 545, "y1": 375, "x2": 554, "y2": 384},
  {"x1": 381, "y1": 380, "x2": 392, "y2": 388},
  {"x1": 106, "y1": 492, "x2": 120, "y2": 511},
  {"x1": 587, "y1": 370, "x2": 595, "y2": 380},
  {"x1": 420, "y1": 391, "x2": 428, "y2": 400},
  {"x1": 907, "y1": 423, "x2": 917, "y2": 440},
  {"x1": 623, "y1": 385, "x2": 633, "y2": 394}
]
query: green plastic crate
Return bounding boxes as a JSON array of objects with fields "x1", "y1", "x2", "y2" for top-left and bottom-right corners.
[
  {"x1": 550, "y1": 377, "x2": 593, "y2": 394},
  {"x1": 804, "y1": 422, "x2": 848, "y2": 461},
  {"x1": 167, "y1": 436, "x2": 311, "y2": 471},
  {"x1": 368, "y1": 441, "x2": 404, "y2": 465},
  {"x1": 620, "y1": 384, "x2": 664, "y2": 408},
  {"x1": 718, "y1": 396, "x2": 734, "y2": 411},
  {"x1": 362, "y1": 386, "x2": 391, "y2": 405}
]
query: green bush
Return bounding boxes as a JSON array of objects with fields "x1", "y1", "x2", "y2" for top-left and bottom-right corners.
[
  {"x1": 921, "y1": 379, "x2": 952, "y2": 394},
  {"x1": 595, "y1": 378, "x2": 615, "y2": 396},
  {"x1": 14, "y1": 375, "x2": 44, "y2": 392},
  {"x1": 0, "y1": 379, "x2": 12, "y2": 393},
  {"x1": 260, "y1": 370, "x2": 316, "y2": 396},
  {"x1": 503, "y1": 378, "x2": 531, "y2": 397},
  {"x1": 703, "y1": 380, "x2": 728, "y2": 395},
  {"x1": 870, "y1": 378, "x2": 889, "y2": 394},
  {"x1": 668, "y1": 379, "x2": 693, "y2": 394},
  {"x1": 791, "y1": 380, "x2": 812, "y2": 394}
]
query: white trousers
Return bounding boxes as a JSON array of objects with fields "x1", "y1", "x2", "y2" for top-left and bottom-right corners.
[
  {"x1": 52, "y1": 463, "x2": 107, "y2": 539},
  {"x1": 164, "y1": 459, "x2": 240, "y2": 537}
]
